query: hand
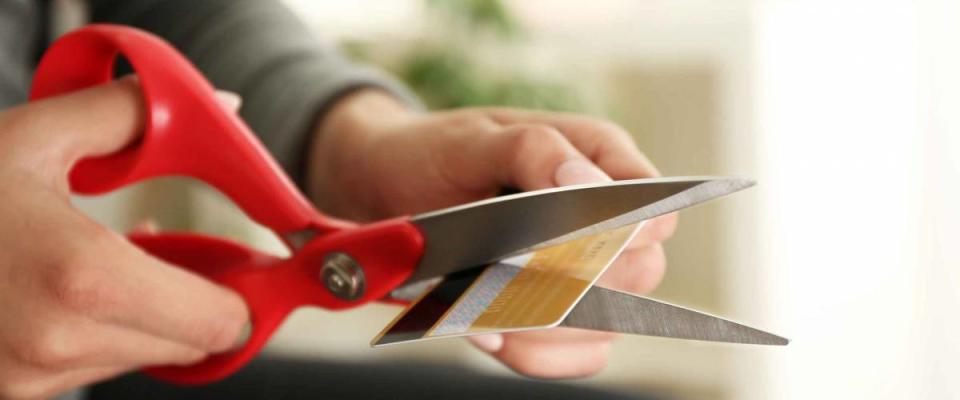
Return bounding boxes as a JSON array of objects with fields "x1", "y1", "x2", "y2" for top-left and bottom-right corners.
[
  {"x1": 0, "y1": 78, "x2": 249, "y2": 399},
  {"x1": 308, "y1": 89, "x2": 678, "y2": 378}
]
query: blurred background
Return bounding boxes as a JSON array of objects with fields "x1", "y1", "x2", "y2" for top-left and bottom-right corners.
[{"x1": 70, "y1": 0, "x2": 960, "y2": 399}]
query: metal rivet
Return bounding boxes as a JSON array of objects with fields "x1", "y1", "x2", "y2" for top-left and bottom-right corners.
[{"x1": 321, "y1": 252, "x2": 365, "y2": 301}]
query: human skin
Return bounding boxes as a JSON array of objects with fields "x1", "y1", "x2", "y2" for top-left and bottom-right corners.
[
  {"x1": 0, "y1": 79, "x2": 250, "y2": 399},
  {"x1": 0, "y1": 81, "x2": 675, "y2": 399},
  {"x1": 307, "y1": 89, "x2": 678, "y2": 379}
]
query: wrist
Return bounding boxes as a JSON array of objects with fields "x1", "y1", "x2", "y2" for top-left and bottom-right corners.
[
  {"x1": 318, "y1": 88, "x2": 416, "y2": 139},
  {"x1": 306, "y1": 88, "x2": 416, "y2": 215}
]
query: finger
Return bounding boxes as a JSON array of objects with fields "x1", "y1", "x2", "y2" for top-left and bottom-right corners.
[
  {"x1": 1, "y1": 77, "x2": 146, "y2": 170},
  {"x1": 0, "y1": 345, "x2": 130, "y2": 400},
  {"x1": 92, "y1": 245, "x2": 249, "y2": 353},
  {"x1": 47, "y1": 365, "x2": 129, "y2": 399},
  {"x1": 214, "y1": 90, "x2": 242, "y2": 112},
  {"x1": 44, "y1": 217, "x2": 249, "y2": 353},
  {"x1": 23, "y1": 317, "x2": 205, "y2": 370},
  {"x1": 554, "y1": 158, "x2": 612, "y2": 186},
  {"x1": 28, "y1": 365, "x2": 129, "y2": 400},
  {"x1": 598, "y1": 244, "x2": 666, "y2": 294},
  {"x1": 7, "y1": 79, "x2": 242, "y2": 171},
  {"x1": 628, "y1": 213, "x2": 679, "y2": 249},
  {"x1": 494, "y1": 333, "x2": 613, "y2": 378},
  {"x1": 483, "y1": 124, "x2": 599, "y2": 190},
  {"x1": 505, "y1": 327, "x2": 617, "y2": 345},
  {"x1": 485, "y1": 108, "x2": 660, "y2": 179},
  {"x1": 4, "y1": 308, "x2": 206, "y2": 373},
  {"x1": 467, "y1": 334, "x2": 504, "y2": 353},
  {"x1": 125, "y1": 76, "x2": 241, "y2": 114},
  {"x1": 84, "y1": 325, "x2": 206, "y2": 367},
  {"x1": 469, "y1": 327, "x2": 615, "y2": 356},
  {"x1": 130, "y1": 219, "x2": 159, "y2": 234}
]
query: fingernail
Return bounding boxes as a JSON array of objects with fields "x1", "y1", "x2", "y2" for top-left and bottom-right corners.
[
  {"x1": 214, "y1": 90, "x2": 242, "y2": 112},
  {"x1": 468, "y1": 334, "x2": 503, "y2": 353},
  {"x1": 554, "y1": 159, "x2": 612, "y2": 186},
  {"x1": 130, "y1": 219, "x2": 159, "y2": 234}
]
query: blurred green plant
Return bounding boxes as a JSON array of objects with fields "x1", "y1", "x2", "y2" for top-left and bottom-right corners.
[
  {"x1": 424, "y1": 0, "x2": 519, "y2": 38},
  {"x1": 345, "y1": 0, "x2": 590, "y2": 112}
]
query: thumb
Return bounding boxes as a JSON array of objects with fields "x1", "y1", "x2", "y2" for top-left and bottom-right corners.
[{"x1": 7, "y1": 78, "x2": 243, "y2": 179}]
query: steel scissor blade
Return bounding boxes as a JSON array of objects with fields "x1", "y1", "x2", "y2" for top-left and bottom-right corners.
[
  {"x1": 562, "y1": 286, "x2": 788, "y2": 345},
  {"x1": 404, "y1": 177, "x2": 753, "y2": 285}
]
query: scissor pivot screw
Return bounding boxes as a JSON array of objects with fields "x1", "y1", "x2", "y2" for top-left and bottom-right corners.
[{"x1": 321, "y1": 252, "x2": 365, "y2": 301}]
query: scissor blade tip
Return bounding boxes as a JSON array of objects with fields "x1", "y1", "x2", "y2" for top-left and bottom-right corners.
[
  {"x1": 758, "y1": 334, "x2": 790, "y2": 346},
  {"x1": 734, "y1": 177, "x2": 757, "y2": 188},
  {"x1": 707, "y1": 318, "x2": 788, "y2": 346},
  {"x1": 773, "y1": 335, "x2": 790, "y2": 346},
  {"x1": 677, "y1": 175, "x2": 754, "y2": 187},
  {"x1": 743, "y1": 329, "x2": 789, "y2": 346}
]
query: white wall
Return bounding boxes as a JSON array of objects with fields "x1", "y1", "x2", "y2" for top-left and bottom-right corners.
[{"x1": 752, "y1": 1, "x2": 959, "y2": 398}]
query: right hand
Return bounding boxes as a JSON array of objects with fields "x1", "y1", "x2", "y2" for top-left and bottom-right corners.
[{"x1": 0, "y1": 78, "x2": 249, "y2": 399}]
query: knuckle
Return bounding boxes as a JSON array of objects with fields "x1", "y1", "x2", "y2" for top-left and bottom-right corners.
[
  {"x1": 588, "y1": 120, "x2": 635, "y2": 149},
  {"x1": 508, "y1": 125, "x2": 566, "y2": 156},
  {"x1": 12, "y1": 326, "x2": 76, "y2": 369},
  {"x1": 442, "y1": 110, "x2": 499, "y2": 133},
  {"x1": 517, "y1": 124, "x2": 563, "y2": 140},
  {"x1": 42, "y1": 239, "x2": 118, "y2": 316},
  {"x1": 443, "y1": 110, "x2": 484, "y2": 126},
  {"x1": 197, "y1": 295, "x2": 248, "y2": 352},
  {"x1": 45, "y1": 262, "x2": 110, "y2": 315},
  {"x1": 593, "y1": 119, "x2": 630, "y2": 138},
  {"x1": 586, "y1": 119, "x2": 635, "y2": 147},
  {"x1": 501, "y1": 125, "x2": 574, "y2": 188},
  {"x1": 574, "y1": 115, "x2": 624, "y2": 134}
]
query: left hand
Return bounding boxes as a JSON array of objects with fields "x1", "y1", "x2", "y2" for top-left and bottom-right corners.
[{"x1": 307, "y1": 89, "x2": 678, "y2": 378}]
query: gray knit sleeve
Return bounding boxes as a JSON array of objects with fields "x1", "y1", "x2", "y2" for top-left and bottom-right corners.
[
  {"x1": 0, "y1": 0, "x2": 38, "y2": 110},
  {"x1": 89, "y1": 0, "x2": 422, "y2": 186}
]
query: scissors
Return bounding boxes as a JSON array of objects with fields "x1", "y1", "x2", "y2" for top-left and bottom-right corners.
[{"x1": 30, "y1": 25, "x2": 785, "y2": 385}]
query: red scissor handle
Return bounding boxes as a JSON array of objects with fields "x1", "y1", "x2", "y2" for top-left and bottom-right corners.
[
  {"x1": 29, "y1": 25, "x2": 425, "y2": 384},
  {"x1": 30, "y1": 24, "x2": 336, "y2": 234},
  {"x1": 130, "y1": 218, "x2": 421, "y2": 384}
]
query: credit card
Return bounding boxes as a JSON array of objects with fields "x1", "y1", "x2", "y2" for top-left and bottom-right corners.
[{"x1": 372, "y1": 222, "x2": 642, "y2": 346}]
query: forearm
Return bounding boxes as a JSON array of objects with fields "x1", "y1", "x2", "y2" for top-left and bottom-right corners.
[{"x1": 88, "y1": 0, "x2": 421, "y2": 186}]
